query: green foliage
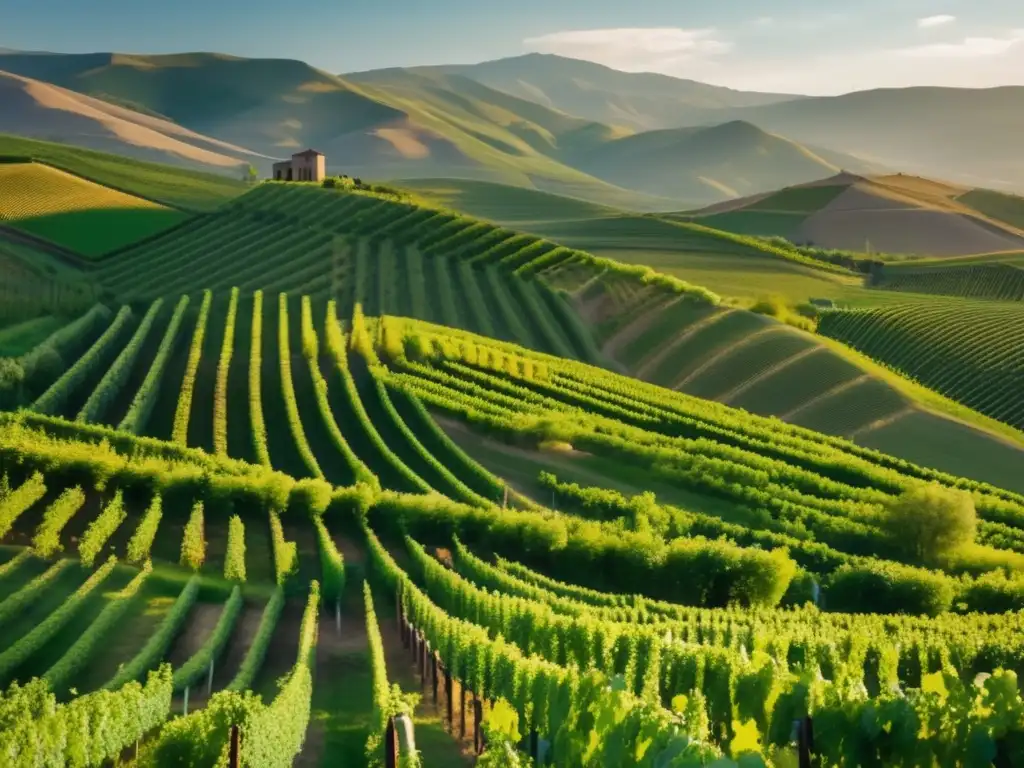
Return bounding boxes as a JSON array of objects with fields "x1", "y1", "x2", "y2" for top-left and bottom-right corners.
[
  {"x1": 119, "y1": 294, "x2": 191, "y2": 432},
  {"x1": 226, "y1": 586, "x2": 285, "y2": 692},
  {"x1": 78, "y1": 489, "x2": 127, "y2": 567},
  {"x1": 0, "y1": 664, "x2": 172, "y2": 767},
  {"x1": 172, "y1": 585, "x2": 245, "y2": 691},
  {"x1": 43, "y1": 562, "x2": 151, "y2": 693},
  {"x1": 32, "y1": 485, "x2": 86, "y2": 557},
  {"x1": 172, "y1": 289, "x2": 213, "y2": 444},
  {"x1": 365, "y1": 581, "x2": 416, "y2": 767},
  {"x1": 126, "y1": 494, "x2": 162, "y2": 564},
  {"x1": 277, "y1": 292, "x2": 324, "y2": 479},
  {"x1": 0, "y1": 556, "x2": 117, "y2": 683},
  {"x1": 213, "y1": 287, "x2": 239, "y2": 455},
  {"x1": 0, "y1": 560, "x2": 71, "y2": 626},
  {"x1": 825, "y1": 560, "x2": 955, "y2": 616},
  {"x1": 179, "y1": 500, "x2": 206, "y2": 571},
  {"x1": 77, "y1": 298, "x2": 164, "y2": 424},
  {"x1": 269, "y1": 509, "x2": 297, "y2": 585},
  {"x1": 249, "y1": 290, "x2": 271, "y2": 466},
  {"x1": 0, "y1": 471, "x2": 46, "y2": 540},
  {"x1": 0, "y1": 358, "x2": 25, "y2": 410},
  {"x1": 312, "y1": 514, "x2": 345, "y2": 605},
  {"x1": 882, "y1": 483, "x2": 978, "y2": 565},
  {"x1": 31, "y1": 305, "x2": 133, "y2": 416},
  {"x1": 224, "y1": 514, "x2": 247, "y2": 582},
  {"x1": 105, "y1": 574, "x2": 201, "y2": 689}
]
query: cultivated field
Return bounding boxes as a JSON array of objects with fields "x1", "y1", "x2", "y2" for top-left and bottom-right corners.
[
  {"x1": 4, "y1": 138, "x2": 1024, "y2": 765},
  {"x1": 0, "y1": 162, "x2": 188, "y2": 256}
]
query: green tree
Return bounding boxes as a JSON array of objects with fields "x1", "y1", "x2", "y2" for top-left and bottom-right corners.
[
  {"x1": 881, "y1": 484, "x2": 977, "y2": 565},
  {"x1": 245, "y1": 164, "x2": 258, "y2": 184}
]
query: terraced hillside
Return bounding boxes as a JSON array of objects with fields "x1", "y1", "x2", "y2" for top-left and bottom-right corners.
[
  {"x1": 0, "y1": 161, "x2": 188, "y2": 257},
  {"x1": 4, "y1": 302, "x2": 1024, "y2": 765},
  {"x1": 874, "y1": 261, "x2": 1024, "y2": 301},
  {"x1": 818, "y1": 298, "x2": 1024, "y2": 432}
]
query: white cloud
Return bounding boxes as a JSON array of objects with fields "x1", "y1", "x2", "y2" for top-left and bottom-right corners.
[
  {"x1": 917, "y1": 15, "x2": 956, "y2": 28},
  {"x1": 896, "y1": 30, "x2": 1024, "y2": 58},
  {"x1": 522, "y1": 28, "x2": 731, "y2": 71}
]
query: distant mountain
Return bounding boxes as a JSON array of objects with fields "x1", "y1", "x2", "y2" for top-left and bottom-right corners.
[
  {"x1": 0, "y1": 68, "x2": 265, "y2": 171},
  {"x1": 566, "y1": 120, "x2": 881, "y2": 203},
  {"x1": 669, "y1": 172, "x2": 1024, "y2": 257},
  {"x1": 681, "y1": 87, "x2": 1024, "y2": 194},
  {"x1": 419, "y1": 53, "x2": 803, "y2": 130}
]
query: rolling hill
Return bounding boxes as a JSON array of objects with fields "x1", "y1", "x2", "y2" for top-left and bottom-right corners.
[
  {"x1": 673, "y1": 172, "x2": 1024, "y2": 257},
  {"x1": 684, "y1": 86, "x2": 1024, "y2": 194},
  {"x1": 0, "y1": 68, "x2": 265, "y2": 172},
  {"x1": 565, "y1": 120, "x2": 880, "y2": 203},
  {"x1": 0, "y1": 49, "x2": 893, "y2": 210},
  {"x1": 425, "y1": 52, "x2": 802, "y2": 129},
  {"x1": 4, "y1": 133, "x2": 1024, "y2": 768}
]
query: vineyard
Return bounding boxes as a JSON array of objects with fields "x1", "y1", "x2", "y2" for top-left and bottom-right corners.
[
  {"x1": 0, "y1": 162, "x2": 188, "y2": 257},
  {"x1": 874, "y1": 262, "x2": 1024, "y2": 301},
  {"x1": 2, "y1": 283, "x2": 1024, "y2": 764},
  {"x1": 818, "y1": 299, "x2": 1024, "y2": 432}
]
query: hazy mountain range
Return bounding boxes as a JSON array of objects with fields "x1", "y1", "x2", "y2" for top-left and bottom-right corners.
[{"x1": 0, "y1": 49, "x2": 1020, "y2": 208}]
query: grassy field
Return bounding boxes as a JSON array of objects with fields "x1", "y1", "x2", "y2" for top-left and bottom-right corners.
[
  {"x1": 0, "y1": 134, "x2": 247, "y2": 211},
  {"x1": 0, "y1": 163, "x2": 189, "y2": 257}
]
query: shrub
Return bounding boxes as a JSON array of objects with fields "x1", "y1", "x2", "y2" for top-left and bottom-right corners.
[
  {"x1": 224, "y1": 515, "x2": 246, "y2": 582},
  {"x1": 881, "y1": 484, "x2": 977, "y2": 565},
  {"x1": 824, "y1": 560, "x2": 954, "y2": 616},
  {"x1": 180, "y1": 501, "x2": 206, "y2": 571}
]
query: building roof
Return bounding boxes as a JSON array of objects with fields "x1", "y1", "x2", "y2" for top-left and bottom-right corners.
[{"x1": 292, "y1": 149, "x2": 324, "y2": 159}]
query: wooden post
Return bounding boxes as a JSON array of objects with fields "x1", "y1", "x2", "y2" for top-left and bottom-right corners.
[
  {"x1": 444, "y1": 666, "x2": 453, "y2": 729},
  {"x1": 385, "y1": 717, "x2": 398, "y2": 768},
  {"x1": 431, "y1": 652, "x2": 439, "y2": 705},
  {"x1": 182, "y1": 686, "x2": 189, "y2": 716},
  {"x1": 798, "y1": 716, "x2": 814, "y2": 768},
  {"x1": 335, "y1": 599, "x2": 341, "y2": 635},
  {"x1": 460, "y1": 685, "x2": 467, "y2": 739},
  {"x1": 473, "y1": 694, "x2": 483, "y2": 754},
  {"x1": 207, "y1": 659, "x2": 215, "y2": 696},
  {"x1": 228, "y1": 724, "x2": 241, "y2": 768}
]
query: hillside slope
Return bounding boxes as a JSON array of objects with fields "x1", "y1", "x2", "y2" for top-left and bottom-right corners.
[
  {"x1": 687, "y1": 87, "x2": 1024, "y2": 194},
  {"x1": 0, "y1": 68, "x2": 264, "y2": 171},
  {"x1": 423, "y1": 53, "x2": 802, "y2": 129},
  {"x1": 568, "y1": 120, "x2": 879, "y2": 204},
  {"x1": 675, "y1": 172, "x2": 1024, "y2": 257}
]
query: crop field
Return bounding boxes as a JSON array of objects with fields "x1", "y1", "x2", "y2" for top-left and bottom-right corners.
[
  {"x1": 0, "y1": 134, "x2": 249, "y2": 211},
  {"x1": 818, "y1": 298, "x2": 1024, "y2": 432},
  {"x1": 0, "y1": 163, "x2": 189, "y2": 257},
  {"x1": 874, "y1": 262, "x2": 1024, "y2": 301},
  {"x1": 4, "y1": 300, "x2": 1024, "y2": 765}
]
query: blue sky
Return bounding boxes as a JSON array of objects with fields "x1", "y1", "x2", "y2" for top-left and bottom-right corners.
[{"x1": 4, "y1": 0, "x2": 1023, "y2": 94}]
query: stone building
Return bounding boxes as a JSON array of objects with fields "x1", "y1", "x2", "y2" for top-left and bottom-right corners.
[{"x1": 272, "y1": 149, "x2": 326, "y2": 182}]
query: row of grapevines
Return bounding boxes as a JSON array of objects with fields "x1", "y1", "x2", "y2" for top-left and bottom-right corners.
[
  {"x1": 0, "y1": 556, "x2": 118, "y2": 683},
  {"x1": 77, "y1": 298, "x2": 164, "y2": 424},
  {"x1": 248, "y1": 290, "x2": 271, "y2": 466},
  {"x1": 43, "y1": 562, "x2": 152, "y2": 693},
  {"x1": 104, "y1": 574, "x2": 202, "y2": 689},
  {"x1": 19, "y1": 303, "x2": 112, "y2": 398},
  {"x1": 78, "y1": 490, "x2": 127, "y2": 567},
  {"x1": 269, "y1": 510, "x2": 297, "y2": 585},
  {"x1": 300, "y1": 296, "x2": 377, "y2": 487},
  {"x1": 365, "y1": 525, "x2": 724, "y2": 765},
  {"x1": 172, "y1": 289, "x2": 213, "y2": 444},
  {"x1": 0, "y1": 665, "x2": 172, "y2": 766},
  {"x1": 179, "y1": 500, "x2": 206, "y2": 571},
  {"x1": 312, "y1": 514, "x2": 345, "y2": 606},
  {"x1": 32, "y1": 486, "x2": 86, "y2": 557},
  {"x1": 277, "y1": 292, "x2": 324, "y2": 479},
  {"x1": 225, "y1": 586, "x2": 285, "y2": 691},
  {"x1": 126, "y1": 494, "x2": 162, "y2": 564},
  {"x1": 119, "y1": 294, "x2": 191, "y2": 433},
  {"x1": 0, "y1": 560, "x2": 71, "y2": 625},
  {"x1": 30, "y1": 305, "x2": 133, "y2": 416},
  {"x1": 0, "y1": 471, "x2": 46, "y2": 539},
  {"x1": 212, "y1": 287, "x2": 240, "y2": 454},
  {"x1": 224, "y1": 514, "x2": 246, "y2": 582},
  {"x1": 172, "y1": 585, "x2": 244, "y2": 691},
  {"x1": 0, "y1": 549, "x2": 29, "y2": 581}
]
